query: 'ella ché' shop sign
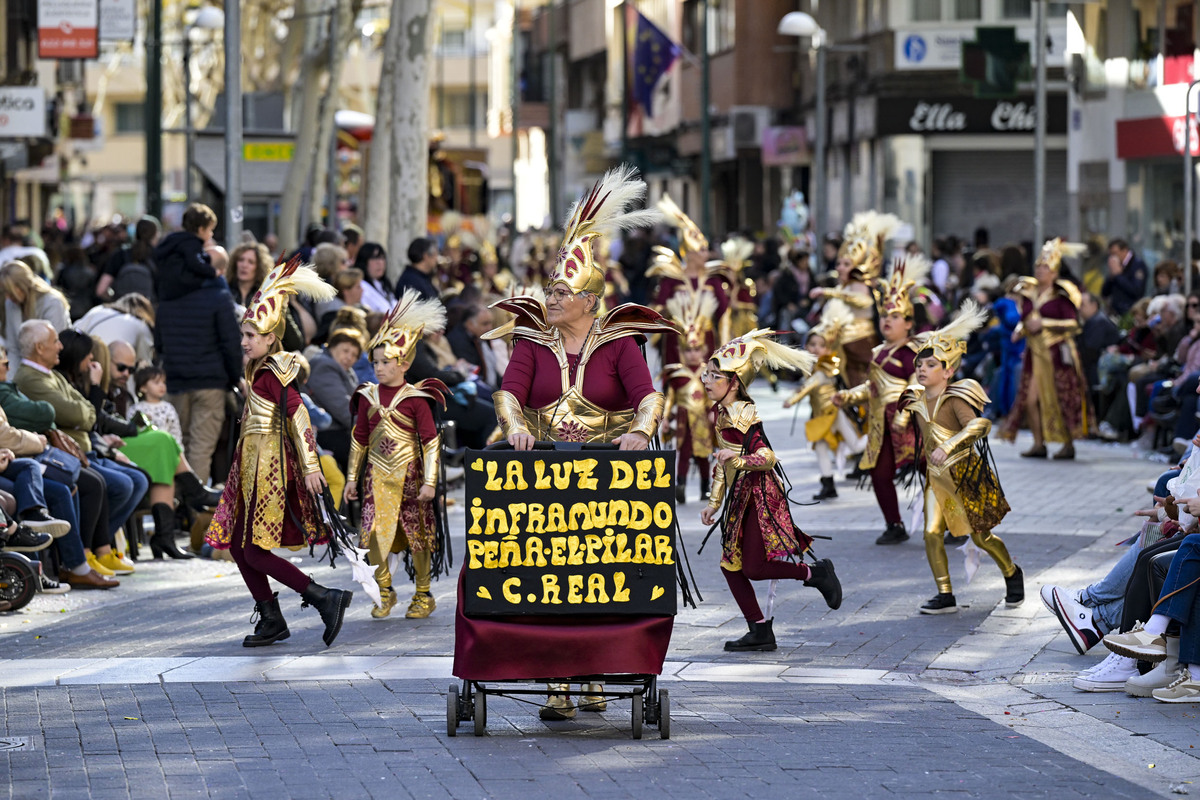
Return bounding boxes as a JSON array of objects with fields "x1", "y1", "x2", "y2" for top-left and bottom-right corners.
[{"x1": 876, "y1": 96, "x2": 1067, "y2": 136}]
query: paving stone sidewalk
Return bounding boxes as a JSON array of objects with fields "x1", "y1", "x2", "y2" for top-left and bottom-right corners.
[{"x1": 2, "y1": 393, "x2": 1198, "y2": 798}]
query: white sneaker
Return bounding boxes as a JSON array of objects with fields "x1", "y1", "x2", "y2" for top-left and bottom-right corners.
[
  {"x1": 1073, "y1": 653, "x2": 1139, "y2": 692},
  {"x1": 1126, "y1": 637, "x2": 1182, "y2": 697},
  {"x1": 1040, "y1": 584, "x2": 1083, "y2": 614},
  {"x1": 1077, "y1": 650, "x2": 1121, "y2": 678},
  {"x1": 1052, "y1": 588, "x2": 1101, "y2": 655}
]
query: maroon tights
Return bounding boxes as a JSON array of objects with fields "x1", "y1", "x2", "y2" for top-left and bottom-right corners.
[
  {"x1": 230, "y1": 533, "x2": 312, "y2": 602},
  {"x1": 871, "y1": 431, "x2": 901, "y2": 526},
  {"x1": 721, "y1": 516, "x2": 811, "y2": 622}
]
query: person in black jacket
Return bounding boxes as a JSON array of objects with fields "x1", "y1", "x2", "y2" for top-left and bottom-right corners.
[
  {"x1": 395, "y1": 238, "x2": 439, "y2": 302},
  {"x1": 1077, "y1": 291, "x2": 1121, "y2": 414},
  {"x1": 154, "y1": 254, "x2": 242, "y2": 484},
  {"x1": 1101, "y1": 238, "x2": 1149, "y2": 317},
  {"x1": 153, "y1": 204, "x2": 218, "y2": 302}
]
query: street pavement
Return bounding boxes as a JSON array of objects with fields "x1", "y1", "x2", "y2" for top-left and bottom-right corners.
[{"x1": 2, "y1": 386, "x2": 1197, "y2": 799}]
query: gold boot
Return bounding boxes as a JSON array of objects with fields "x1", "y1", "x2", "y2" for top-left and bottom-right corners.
[
  {"x1": 405, "y1": 591, "x2": 436, "y2": 619},
  {"x1": 371, "y1": 588, "x2": 397, "y2": 619},
  {"x1": 538, "y1": 683, "x2": 577, "y2": 720},
  {"x1": 580, "y1": 682, "x2": 606, "y2": 712}
]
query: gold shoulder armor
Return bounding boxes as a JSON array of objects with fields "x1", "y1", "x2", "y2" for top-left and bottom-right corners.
[
  {"x1": 646, "y1": 247, "x2": 685, "y2": 280},
  {"x1": 900, "y1": 384, "x2": 924, "y2": 406},
  {"x1": 265, "y1": 352, "x2": 302, "y2": 386},
  {"x1": 726, "y1": 400, "x2": 761, "y2": 433},
  {"x1": 946, "y1": 379, "x2": 990, "y2": 413},
  {"x1": 590, "y1": 303, "x2": 683, "y2": 351},
  {"x1": 1055, "y1": 279, "x2": 1082, "y2": 309},
  {"x1": 353, "y1": 383, "x2": 380, "y2": 408},
  {"x1": 482, "y1": 296, "x2": 555, "y2": 344}
]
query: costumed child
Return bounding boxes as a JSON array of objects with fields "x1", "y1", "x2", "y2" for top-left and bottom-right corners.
[
  {"x1": 344, "y1": 291, "x2": 449, "y2": 620},
  {"x1": 662, "y1": 289, "x2": 719, "y2": 504},
  {"x1": 699, "y1": 329, "x2": 843, "y2": 652},
  {"x1": 205, "y1": 258, "x2": 354, "y2": 648},
  {"x1": 783, "y1": 299, "x2": 868, "y2": 501},
  {"x1": 892, "y1": 300, "x2": 1024, "y2": 615},
  {"x1": 832, "y1": 255, "x2": 927, "y2": 546}
]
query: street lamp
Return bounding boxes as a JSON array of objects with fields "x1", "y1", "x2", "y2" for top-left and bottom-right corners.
[
  {"x1": 183, "y1": 5, "x2": 225, "y2": 201},
  {"x1": 778, "y1": 12, "x2": 828, "y2": 242}
]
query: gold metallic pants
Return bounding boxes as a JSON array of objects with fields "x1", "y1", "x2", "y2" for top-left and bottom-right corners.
[
  {"x1": 922, "y1": 483, "x2": 1015, "y2": 594},
  {"x1": 368, "y1": 529, "x2": 432, "y2": 594}
]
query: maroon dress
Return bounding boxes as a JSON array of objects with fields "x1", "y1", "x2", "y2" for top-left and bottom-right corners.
[{"x1": 654, "y1": 275, "x2": 730, "y2": 374}]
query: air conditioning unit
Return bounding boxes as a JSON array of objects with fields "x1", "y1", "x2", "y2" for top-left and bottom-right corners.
[{"x1": 730, "y1": 106, "x2": 770, "y2": 149}]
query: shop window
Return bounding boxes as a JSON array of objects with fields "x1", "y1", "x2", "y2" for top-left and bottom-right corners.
[
  {"x1": 912, "y1": 0, "x2": 940, "y2": 21},
  {"x1": 955, "y1": 0, "x2": 981, "y2": 20},
  {"x1": 114, "y1": 102, "x2": 144, "y2": 135}
]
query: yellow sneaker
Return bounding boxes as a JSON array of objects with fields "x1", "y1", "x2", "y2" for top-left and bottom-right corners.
[
  {"x1": 97, "y1": 551, "x2": 135, "y2": 576},
  {"x1": 371, "y1": 588, "x2": 397, "y2": 619},
  {"x1": 86, "y1": 552, "x2": 116, "y2": 577},
  {"x1": 405, "y1": 591, "x2": 436, "y2": 619}
]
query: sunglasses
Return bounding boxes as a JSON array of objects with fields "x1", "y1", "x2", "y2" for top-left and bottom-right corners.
[{"x1": 114, "y1": 363, "x2": 134, "y2": 373}]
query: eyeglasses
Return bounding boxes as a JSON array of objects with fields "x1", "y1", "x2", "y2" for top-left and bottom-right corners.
[
  {"x1": 544, "y1": 286, "x2": 576, "y2": 304},
  {"x1": 114, "y1": 363, "x2": 134, "y2": 373}
]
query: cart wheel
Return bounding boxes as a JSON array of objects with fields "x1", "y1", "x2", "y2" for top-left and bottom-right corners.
[
  {"x1": 631, "y1": 692, "x2": 643, "y2": 739},
  {"x1": 473, "y1": 690, "x2": 487, "y2": 736},
  {"x1": 658, "y1": 689, "x2": 670, "y2": 740},
  {"x1": 447, "y1": 685, "x2": 459, "y2": 737}
]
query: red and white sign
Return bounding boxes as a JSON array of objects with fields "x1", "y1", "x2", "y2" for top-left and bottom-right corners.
[
  {"x1": 38, "y1": 0, "x2": 100, "y2": 59},
  {"x1": 1116, "y1": 115, "x2": 1200, "y2": 159}
]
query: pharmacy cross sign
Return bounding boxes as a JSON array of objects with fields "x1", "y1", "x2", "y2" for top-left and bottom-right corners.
[{"x1": 960, "y1": 27, "x2": 1031, "y2": 99}]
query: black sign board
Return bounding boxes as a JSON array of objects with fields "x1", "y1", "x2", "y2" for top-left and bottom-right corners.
[
  {"x1": 875, "y1": 95, "x2": 1067, "y2": 136},
  {"x1": 463, "y1": 449, "x2": 678, "y2": 616}
]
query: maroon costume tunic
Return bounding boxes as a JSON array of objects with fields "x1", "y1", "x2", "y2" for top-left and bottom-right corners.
[
  {"x1": 351, "y1": 384, "x2": 440, "y2": 551},
  {"x1": 501, "y1": 336, "x2": 656, "y2": 415}
]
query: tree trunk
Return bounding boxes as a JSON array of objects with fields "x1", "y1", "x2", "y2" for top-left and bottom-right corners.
[
  {"x1": 362, "y1": 0, "x2": 401, "y2": 254},
  {"x1": 308, "y1": 0, "x2": 362, "y2": 226},
  {"x1": 385, "y1": 0, "x2": 434, "y2": 282},
  {"x1": 277, "y1": 0, "x2": 328, "y2": 252}
]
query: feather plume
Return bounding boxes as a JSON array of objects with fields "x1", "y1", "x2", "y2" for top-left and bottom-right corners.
[
  {"x1": 665, "y1": 287, "x2": 719, "y2": 326},
  {"x1": 382, "y1": 289, "x2": 447, "y2": 337},
  {"x1": 887, "y1": 252, "x2": 931, "y2": 290},
  {"x1": 441, "y1": 210, "x2": 463, "y2": 236},
  {"x1": 561, "y1": 164, "x2": 662, "y2": 241},
  {"x1": 743, "y1": 328, "x2": 818, "y2": 376},
  {"x1": 940, "y1": 298, "x2": 989, "y2": 342},
  {"x1": 813, "y1": 298, "x2": 854, "y2": 341},
  {"x1": 845, "y1": 211, "x2": 901, "y2": 243},
  {"x1": 721, "y1": 237, "x2": 755, "y2": 267}
]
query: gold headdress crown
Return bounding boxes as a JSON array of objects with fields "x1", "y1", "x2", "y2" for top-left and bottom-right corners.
[
  {"x1": 243, "y1": 255, "x2": 336, "y2": 339},
  {"x1": 711, "y1": 328, "x2": 817, "y2": 388},
  {"x1": 367, "y1": 290, "x2": 448, "y2": 363},
  {"x1": 720, "y1": 237, "x2": 755, "y2": 274},
  {"x1": 875, "y1": 254, "x2": 931, "y2": 319},
  {"x1": 657, "y1": 193, "x2": 708, "y2": 256},
  {"x1": 809, "y1": 298, "x2": 853, "y2": 346},
  {"x1": 914, "y1": 299, "x2": 989, "y2": 373},
  {"x1": 549, "y1": 164, "x2": 662, "y2": 296},
  {"x1": 665, "y1": 288, "x2": 718, "y2": 350},
  {"x1": 838, "y1": 211, "x2": 901, "y2": 281},
  {"x1": 1037, "y1": 237, "x2": 1087, "y2": 275}
]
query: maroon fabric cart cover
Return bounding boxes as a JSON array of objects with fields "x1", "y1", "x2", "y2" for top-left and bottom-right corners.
[{"x1": 452, "y1": 573, "x2": 674, "y2": 680}]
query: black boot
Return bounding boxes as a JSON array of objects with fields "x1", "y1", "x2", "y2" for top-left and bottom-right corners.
[
  {"x1": 919, "y1": 593, "x2": 958, "y2": 615},
  {"x1": 804, "y1": 559, "x2": 842, "y2": 610},
  {"x1": 724, "y1": 619, "x2": 777, "y2": 652},
  {"x1": 697, "y1": 459, "x2": 711, "y2": 501},
  {"x1": 813, "y1": 476, "x2": 838, "y2": 501},
  {"x1": 875, "y1": 522, "x2": 909, "y2": 546},
  {"x1": 243, "y1": 593, "x2": 290, "y2": 647},
  {"x1": 300, "y1": 580, "x2": 353, "y2": 647},
  {"x1": 150, "y1": 503, "x2": 194, "y2": 560},
  {"x1": 676, "y1": 484, "x2": 687, "y2": 505},
  {"x1": 176, "y1": 471, "x2": 223, "y2": 511},
  {"x1": 1004, "y1": 565, "x2": 1025, "y2": 607}
]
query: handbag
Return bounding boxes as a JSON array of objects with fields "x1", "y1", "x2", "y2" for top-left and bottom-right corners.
[
  {"x1": 35, "y1": 445, "x2": 83, "y2": 484},
  {"x1": 46, "y1": 428, "x2": 90, "y2": 469}
]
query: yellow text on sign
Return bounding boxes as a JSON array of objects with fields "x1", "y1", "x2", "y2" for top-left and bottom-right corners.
[{"x1": 243, "y1": 142, "x2": 295, "y2": 162}]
